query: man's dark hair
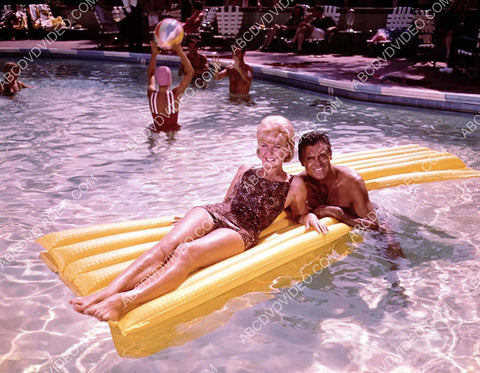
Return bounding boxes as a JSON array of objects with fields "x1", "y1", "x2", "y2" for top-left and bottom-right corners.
[
  {"x1": 315, "y1": 6, "x2": 324, "y2": 14},
  {"x1": 298, "y1": 131, "x2": 332, "y2": 163},
  {"x1": 188, "y1": 39, "x2": 199, "y2": 47},
  {"x1": 4, "y1": 61, "x2": 19, "y2": 74}
]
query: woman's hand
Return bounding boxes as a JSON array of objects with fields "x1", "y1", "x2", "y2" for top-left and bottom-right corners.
[
  {"x1": 304, "y1": 213, "x2": 329, "y2": 234},
  {"x1": 150, "y1": 40, "x2": 158, "y2": 55},
  {"x1": 171, "y1": 42, "x2": 183, "y2": 54}
]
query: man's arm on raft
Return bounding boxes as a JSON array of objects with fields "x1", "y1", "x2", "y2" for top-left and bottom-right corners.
[
  {"x1": 288, "y1": 176, "x2": 329, "y2": 234},
  {"x1": 315, "y1": 174, "x2": 378, "y2": 230}
]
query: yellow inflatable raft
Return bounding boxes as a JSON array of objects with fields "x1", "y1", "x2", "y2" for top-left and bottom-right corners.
[{"x1": 36, "y1": 145, "x2": 480, "y2": 356}]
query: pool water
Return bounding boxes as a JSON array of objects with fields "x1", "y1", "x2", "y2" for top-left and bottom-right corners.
[{"x1": 1, "y1": 58, "x2": 479, "y2": 372}]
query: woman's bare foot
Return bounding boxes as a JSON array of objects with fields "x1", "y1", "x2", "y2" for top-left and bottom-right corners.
[
  {"x1": 84, "y1": 293, "x2": 128, "y2": 322},
  {"x1": 69, "y1": 289, "x2": 112, "y2": 314}
]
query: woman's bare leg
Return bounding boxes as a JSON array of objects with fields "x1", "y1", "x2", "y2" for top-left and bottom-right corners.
[
  {"x1": 291, "y1": 28, "x2": 300, "y2": 45},
  {"x1": 297, "y1": 26, "x2": 311, "y2": 52},
  {"x1": 70, "y1": 207, "x2": 216, "y2": 313},
  {"x1": 86, "y1": 228, "x2": 245, "y2": 321},
  {"x1": 445, "y1": 31, "x2": 453, "y2": 60}
]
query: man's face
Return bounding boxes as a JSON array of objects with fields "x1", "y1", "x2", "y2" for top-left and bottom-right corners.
[
  {"x1": 302, "y1": 142, "x2": 332, "y2": 181},
  {"x1": 314, "y1": 9, "x2": 324, "y2": 19},
  {"x1": 188, "y1": 42, "x2": 197, "y2": 54}
]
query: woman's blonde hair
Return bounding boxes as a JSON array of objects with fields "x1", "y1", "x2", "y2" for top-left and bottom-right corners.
[{"x1": 257, "y1": 115, "x2": 295, "y2": 162}]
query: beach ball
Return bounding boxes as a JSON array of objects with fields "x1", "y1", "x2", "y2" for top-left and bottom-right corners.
[{"x1": 154, "y1": 18, "x2": 184, "y2": 50}]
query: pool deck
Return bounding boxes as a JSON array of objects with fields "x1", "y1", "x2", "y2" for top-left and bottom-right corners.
[{"x1": 1, "y1": 39, "x2": 479, "y2": 114}]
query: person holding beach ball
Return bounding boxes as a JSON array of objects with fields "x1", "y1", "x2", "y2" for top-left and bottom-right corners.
[{"x1": 147, "y1": 19, "x2": 193, "y2": 141}]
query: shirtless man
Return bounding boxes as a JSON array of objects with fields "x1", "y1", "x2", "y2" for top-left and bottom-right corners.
[
  {"x1": 1, "y1": 62, "x2": 30, "y2": 97},
  {"x1": 178, "y1": 39, "x2": 208, "y2": 80},
  {"x1": 214, "y1": 47, "x2": 253, "y2": 100},
  {"x1": 148, "y1": 40, "x2": 193, "y2": 137},
  {"x1": 297, "y1": 131, "x2": 379, "y2": 230}
]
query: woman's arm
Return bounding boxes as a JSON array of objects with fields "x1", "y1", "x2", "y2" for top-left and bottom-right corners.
[
  {"x1": 147, "y1": 41, "x2": 158, "y2": 94},
  {"x1": 222, "y1": 164, "x2": 250, "y2": 202},
  {"x1": 172, "y1": 43, "x2": 193, "y2": 96}
]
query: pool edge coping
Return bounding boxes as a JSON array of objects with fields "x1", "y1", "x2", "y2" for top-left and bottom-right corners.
[{"x1": 2, "y1": 47, "x2": 479, "y2": 114}]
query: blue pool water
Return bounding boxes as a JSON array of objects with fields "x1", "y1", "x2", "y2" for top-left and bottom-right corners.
[{"x1": 1, "y1": 58, "x2": 479, "y2": 372}]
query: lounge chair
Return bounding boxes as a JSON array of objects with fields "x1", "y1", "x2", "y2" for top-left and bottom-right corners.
[
  {"x1": 0, "y1": 5, "x2": 19, "y2": 40},
  {"x1": 305, "y1": 5, "x2": 340, "y2": 54},
  {"x1": 384, "y1": 7, "x2": 414, "y2": 32},
  {"x1": 160, "y1": 8, "x2": 181, "y2": 21},
  {"x1": 112, "y1": 6, "x2": 126, "y2": 23},
  {"x1": 94, "y1": 5, "x2": 122, "y2": 49},
  {"x1": 1, "y1": 5, "x2": 13, "y2": 18},
  {"x1": 27, "y1": 3, "x2": 65, "y2": 37},
  {"x1": 457, "y1": 26, "x2": 480, "y2": 78},
  {"x1": 366, "y1": 7, "x2": 414, "y2": 57},
  {"x1": 411, "y1": 9, "x2": 436, "y2": 66},
  {"x1": 199, "y1": 6, "x2": 218, "y2": 48},
  {"x1": 212, "y1": 5, "x2": 244, "y2": 50}
]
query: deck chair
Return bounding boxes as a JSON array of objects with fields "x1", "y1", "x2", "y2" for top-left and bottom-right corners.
[
  {"x1": 385, "y1": 7, "x2": 414, "y2": 31},
  {"x1": 112, "y1": 6, "x2": 126, "y2": 22},
  {"x1": 13, "y1": 5, "x2": 28, "y2": 39},
  {"x1": 212, "y1": 5, "x2": 244, "y2": 50},
  {"x1": 199, "y1": 6, "x2": 218, "y2": 48},
  {"x1": 366, "y1": 7, "x2": 414, "y2": 57},
  {"x1": 1, "y1": 5, "x2": 13, "y2": 18},
  {"x1": 26, "y1": 4, "x2": 43, "y2": 36},
  {"x1": 160, "y1": 8, "x2": 181, "y2": 21},
  {"x1": 0, "y1": 5, "x2": 13, "y2": 40},
  {"x1": 457, "y1": 27, "x2": 480, "y2": 78},
  {"x1": 305, "y1": 5, "x2": 339, "y2": 54},
  {"x1": 94, "y1": 5, "x2": 122, "y2": 49},
  {"x1": 411, "y1": 9, "x2": 436, "y2": 66},
  {"x1": 27, "y1": 4, "x2": 65, "y2": 36},
  {"x1": 324, "y1": 5, "x2": 340, "y2": 24}
]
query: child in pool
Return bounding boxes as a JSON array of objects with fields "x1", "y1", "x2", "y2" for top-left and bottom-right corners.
[
  {"x1": 1, "y1": 62, "x2": 30, "y2": 97},
  {"x1": 147, "y1": 40, "x2": 193, "y2": 139},
  {"x1": 70, "y1": 115, "x2": 328, "y2": 322}
]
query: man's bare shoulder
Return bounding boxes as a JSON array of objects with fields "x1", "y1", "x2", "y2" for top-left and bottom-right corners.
[
  {"x1": 335, "y1": 165, "x2": 365, "y2": 185},
  {"x1": 291, "y1": 173, "x2": 306, "y2": 187},
  {"x1": 297, "y1": 170, "x2": 307, "y2": 178},
  {"x1": 336, "y1": 164, "x2": 361, "y2": 179}
]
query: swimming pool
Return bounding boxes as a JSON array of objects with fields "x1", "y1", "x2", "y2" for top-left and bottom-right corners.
[{"x1": 1, "y1": 57, "x2": 479, "y2": 372}]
